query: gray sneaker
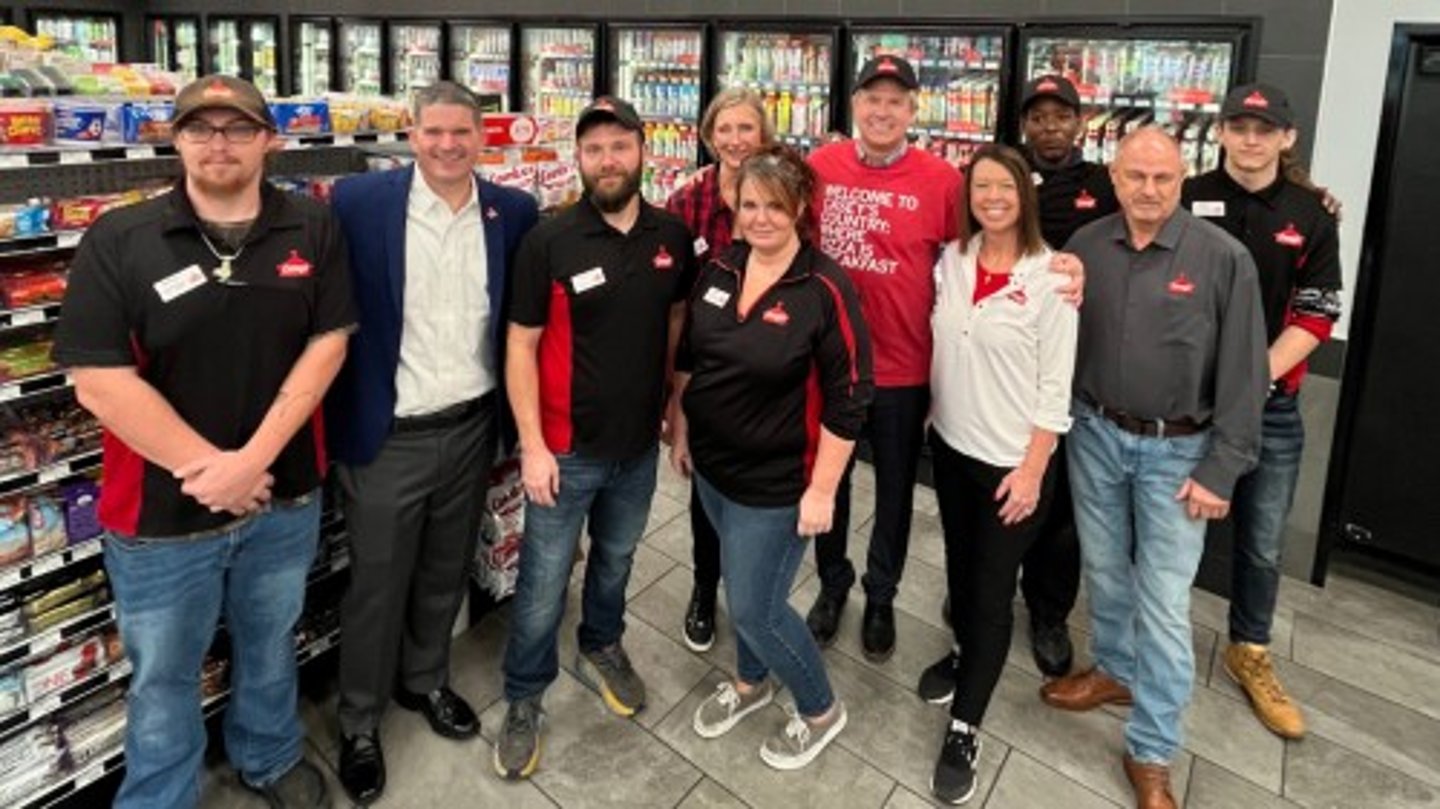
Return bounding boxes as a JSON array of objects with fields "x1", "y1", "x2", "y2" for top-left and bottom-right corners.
[
  {"x1": 242, "y1": 758, "x2": 329, "y2": 808},
  {"x1": 577, "y1": 643, "x2": 647, "y2": 716},
  {"x1": 693, "y1": 680, "x2": 774, "y2": 739},
  {"x1": 493, "y1": 697, "x2": 544, "y2": 781},
  {"x1": 759, "y1": 701, "x2": 848, "y2": 771}
]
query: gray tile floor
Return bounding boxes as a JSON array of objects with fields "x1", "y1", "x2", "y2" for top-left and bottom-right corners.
[{"x1": 199, "y1": 455, "x2": 1440, "y2": 809}]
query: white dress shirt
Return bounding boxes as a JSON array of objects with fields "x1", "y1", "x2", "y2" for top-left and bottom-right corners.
[
  {"x1": 930, "y1": 235, "x2": 1078, "y2": 468},
  {"x1": 395, "y1": 170, "x2": 492, "y2": 417}
]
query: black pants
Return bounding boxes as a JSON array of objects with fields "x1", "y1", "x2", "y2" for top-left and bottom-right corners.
[
  {"x1": 1019, "y1": 439, "x2": 1081, "y2": 628},
  {"x1": 931, "y1": 431, "x2": 1055, "y2": 726},
  {"x1": 335, "y1": 405, "x2": 496, "y2": 737},
  {"x1": 690, "y1": 480, "x2": 721, "y2": 596},
  {"x1": 814, "y1": 385, "x2": 930, "y2": 604}
]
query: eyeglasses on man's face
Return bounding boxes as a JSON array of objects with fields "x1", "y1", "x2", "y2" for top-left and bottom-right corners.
[{"x1": 177, "y1": 120, "x2": 266, "y2": 144}]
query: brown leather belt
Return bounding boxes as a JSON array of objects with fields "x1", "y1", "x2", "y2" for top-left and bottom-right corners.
[{"x1": 1093, "y1": 403, "x2": 1207, "y2": 438}]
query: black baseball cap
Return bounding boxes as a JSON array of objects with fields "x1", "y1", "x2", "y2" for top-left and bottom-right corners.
[
  {"x1": 1220, "y1": 83, "x2": 1295, "y2": 128},
  {"x1": 1021, "y1": 74, "x2": 1081, "y2": 114},
  {"x1": 855, "y1": 55, "x2": 919, "y2": 92},
  {"x1": 575, "y1": 95, "x2": 645, "y2": 140}
]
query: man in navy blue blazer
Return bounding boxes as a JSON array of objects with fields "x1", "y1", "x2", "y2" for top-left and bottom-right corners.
[{"x1": 325, "y1": 81, "x2": 539, "y2": 805}]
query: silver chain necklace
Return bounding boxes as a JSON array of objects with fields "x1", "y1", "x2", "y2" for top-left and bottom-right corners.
[{"x1": 197, "y1": 228, "x2": 244, "y2": 282}]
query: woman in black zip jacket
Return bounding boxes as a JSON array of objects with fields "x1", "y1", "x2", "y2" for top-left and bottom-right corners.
[{"x1": 669, "y1": 145, "x2": 874, "y2": 771}]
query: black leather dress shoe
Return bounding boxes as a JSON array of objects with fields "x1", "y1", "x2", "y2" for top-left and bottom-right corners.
[
  {"x1": 395, "y1": 686, "x2": 480, "y2": 739},
  {"x1": 806, "y1": 589, "x2": 847, "y2": 648},
  {"x1": 1030, "y1": 619, "x2": 1075, "y2": 678},
  {"x1": 339, "y1": 731, "x2": 385, "y2": 805},
  {"x1": 861, "y1": 601, "x2": 896, "y2": 662}
]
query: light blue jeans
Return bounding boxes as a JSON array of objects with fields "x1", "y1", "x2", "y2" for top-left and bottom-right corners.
[
  {"x1": 104, "y1": 494, "x2": 321, "y2": 809},
  {"x1": 1067, "y1": 401, "x2": 1210, "y2": 764}
]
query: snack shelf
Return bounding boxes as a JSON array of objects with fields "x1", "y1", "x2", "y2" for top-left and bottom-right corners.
[
  {"x1": 0, "y1": 449, "x2": 102, "y2": 498},
  {"x1": 0, "y1": 537, "x2": 102, "y2": 592},
  {"x1": 0, "y1": 304, "x2": 63, "y2": 332},
  {"x1": 0, "y1": 233, "x2": 83, "y2": 258},
  {"x1": 0, "y1": 602, "x2": 113, "y2": 668},
  {"x1": 0, "y1": 658, "x2": 131, "y2": 740},
  {"x1": 0, "y1": 371, "x2": 72, "y2": 405}
]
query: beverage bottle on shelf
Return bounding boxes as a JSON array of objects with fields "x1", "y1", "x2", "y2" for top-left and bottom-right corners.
[
  {"x1": 791, "y1": 91, "x2": 809, "y2": 138},
  {"x1": 755, "y1": 39, "x2": 771, "y2": 84},
  {"x1": 809, "y1": 97, "x2": 828, "y2": 138},
  {"x1": 816, "y1": 43, "x2": 831, "y2": 84},
  {"x1": 763, "y1": 90, "x2": 778, "y2": 129},
  {"x1": 777, "y1": 90, "x2": 792, "y2": 135}
]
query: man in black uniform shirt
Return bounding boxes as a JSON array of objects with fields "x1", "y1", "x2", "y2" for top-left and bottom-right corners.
[
  {"x1": 1017, "y1": 75, "x2": 1117, "y2": 677},
  {"x1": 52, "y1": 75, "x2": 353, "y2": 808},
  {"x1": 1182, "y1": 83, "x2": 1342, "y2": 742}
]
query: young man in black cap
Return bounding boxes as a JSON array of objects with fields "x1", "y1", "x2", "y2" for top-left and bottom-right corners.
[
  {"x1": 53, "y1": 75, "x2": 353, "y2": 808},
  {"x1": 1182, "y1": 82, "x2": 1342, "y2": 741},
  {"x1": 494, "y1": 96, "x2": 698, "y2": 780}
]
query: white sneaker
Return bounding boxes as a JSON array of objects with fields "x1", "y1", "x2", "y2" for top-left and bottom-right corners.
[
  {"x1": 693, "y1": 680, "x2": 773, "y2": 739},
  {"x1": 759, "y1": 701, "x2": 848, "y2": 770}
]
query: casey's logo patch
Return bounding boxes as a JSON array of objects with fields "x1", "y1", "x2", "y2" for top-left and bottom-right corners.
[
  {"x1": 1074, "y1": 189, "x2": 1098, "y2": 210},
  {"x1": 878, "y1": 58, "x2": 899, "y2": 73},
  {"x1": 1037, "y1": 78, "x2": 1059, "y2": 92},
  {"x1": 1168, "y1": 272, "x2": 1195, "y2": 297},
  {"x1": 762, "y1": 301, "x2": 790, "y2": 326},
  {"x1": 653, "y1": 245, "x2": 674, "y2": 270},
  {"x1": 1274, "y1": 223, "x2": 1305, "y2": 248},
  {"x1": 1243, "y1": 91, "x2": 1270, "y2": 109},
  {"x1": 277, "y1": 250, "x2": 313, "y2": 278}
]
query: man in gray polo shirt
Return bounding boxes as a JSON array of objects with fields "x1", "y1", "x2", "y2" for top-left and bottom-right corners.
[{"x1": 1039, "y1": 126, "x2": 1267, "y2": 809}]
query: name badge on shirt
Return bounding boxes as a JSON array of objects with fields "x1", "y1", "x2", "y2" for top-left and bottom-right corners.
[
  {"x1": 702, "y1": 286, "x2": 731, "y2": 308},
  {"x1": 693, "y1": 236, "x2": 709, "y2": 257},
  {"x1": 1031, "y1": 171, "x2": 1045, "y2": 187},
  {"x1": 1192, "y1": 200, "x2": 1226, "y2": 217},
  {"x1": 572, "y1": 266, "x2": 607, "y2": 293},
  {"x1": 153, "y1": 264, "x2": 208, "y2": 303}
]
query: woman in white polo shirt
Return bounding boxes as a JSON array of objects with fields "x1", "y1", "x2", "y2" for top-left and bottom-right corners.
[{"x1": 921, "y1": 144, "x2": 1079, "y2": 805}]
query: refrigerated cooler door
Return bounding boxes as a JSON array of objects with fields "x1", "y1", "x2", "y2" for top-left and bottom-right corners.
[
  {"x1": 151, "y1": 20, "x2": 173, "y2": 72},
  {"x1": 522, "y1": 27, "x2": 595, "y2": 117},
  {"x1": 340, "y1": 23, "x2": 385, "y2": 96},
  {"x1": 614, "y1": 27, "x2": 704, "y2": 203},
  {"x1": 295, "y1": 22, "x2": 333, "y2": 96},
  {"x1": 250, "y1": 21, "x2": 280, "y2": 96},
  {"x1": 852, "y1": 31, "x2": 1004, "y2": 166},
  {"x1": 1025, "y1": 36, "x2": 1235, "y2": 174},
  {"x1": 717, "y1": 30, "x2": 835, "y2": 152},
  {"x1": 451, "y1": 25, "x2": 511, "y2": 109},
  {"x1": 174, "y1": 20, "x2": 200, "y2": 81},
  {"x1": 36, "y1": 15, "x2": 119, "y2": 63},
  {"x1": 392, "y1": 24, "x2": 443, "y2": 97},
  {"x1": 210, "y1": 20, "x2": 244, "y2": 78}
]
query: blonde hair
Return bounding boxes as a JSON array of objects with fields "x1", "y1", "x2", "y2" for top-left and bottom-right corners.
[{"x1": 699, "y1": 88, "x2": 775, "y2": 157}]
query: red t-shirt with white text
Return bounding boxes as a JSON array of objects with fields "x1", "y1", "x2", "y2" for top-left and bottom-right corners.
[{"x1": 809, "y1": 143, "x2": 963, "y2": 386}]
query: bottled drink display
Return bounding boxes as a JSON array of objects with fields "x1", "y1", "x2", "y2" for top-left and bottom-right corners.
[
  {"x1": 451, "y1": 25, "x2": 512, "y2": 109},
  {"x1": 209, "y1": 20, "x2": 243, "y2": 79},
  {"x1": 249, "y1": 21, "x2": 279, "y2": 96},
  {"x1": 391, "y1": 24, "x2": 442, "y2": 98},
  {"x1": 522, "y1": 27, "x2": 595, "y2": 117},
  {"x1": 1026, "y1": 37, "x2": 1236, "y2": 175},
  {"x1": 294, "y1": 21, "x2": 333, "y2": 96},
  {"x1": 717, "y1": 31, "x2": 836, "y2": 152},
  {"x1": 151, "y1": 19, "x2": 201, "y2": 82},
  {"x1": 340, "y1": 22, "x2": 384, "y2": 96},
  {"x1": 613, "y1": 27, "x2": 704, "y2": 203},
  {"x1": 33, "y1": 15, "x2": 118, "y2": 63},
  {"x1": 853, "y1": 31, "x2": 1004, "y2": 166}
]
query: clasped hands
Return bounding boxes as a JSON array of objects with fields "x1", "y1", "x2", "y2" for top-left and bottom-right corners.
[{"x1": 175, "y1": 449, "x2": 273, "y2": 516}]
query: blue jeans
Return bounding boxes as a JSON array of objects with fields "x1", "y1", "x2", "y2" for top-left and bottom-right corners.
[
  {"x1": 104, "y1": 494, "x2": 321, "y2": 809},
  {"x1": 1067, "y1": 401, "x2": 1210, "y2": 764},
  {"x1": 1228, "y1": 394, "x2": 1304, "y2": 645},
  {"x1": 503, "y1": 447, "x2": 658, "y2": 702},
  {"x1": 696, "y1": 475, "x2": 835, "y2": 717}
]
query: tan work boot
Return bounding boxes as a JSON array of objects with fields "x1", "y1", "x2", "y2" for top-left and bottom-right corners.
[{"x1": 1224, "y1": 642, "x2": 1306, "y2": 739}]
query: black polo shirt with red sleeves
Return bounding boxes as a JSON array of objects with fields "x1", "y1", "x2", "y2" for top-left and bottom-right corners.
[
  {"x1": 509, "y1": 196, "x2": 698, "y2": 461},
  {"x1": 52, "y1": 181, "x2": 356, "y2": 538},
  {"x1": 1031, "y1": 149, "x2": 1119, "y2": 251},
  {"x1": 1182, "y1": 169, "x2": 1342, "y2": 392}
]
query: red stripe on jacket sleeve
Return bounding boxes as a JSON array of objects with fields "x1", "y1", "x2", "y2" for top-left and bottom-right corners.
[
  {"x1": 97, "y1": 429, "x2": 145, "y2": 536},
  {"x1": 538, "y1": 281, "x2": 575, "y2": 454},
  {"x1": 802, "y1": 365, "x2": 823, "y2": 485},
  {"x1": 812, "y1": 273, "x2": 860, "y2": 387}
]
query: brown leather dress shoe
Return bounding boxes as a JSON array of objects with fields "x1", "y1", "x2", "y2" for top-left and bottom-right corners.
[
  {"x1": 1039, "y1": 666, "x2": 1134, "y2": 711},
  {"x1": 1123, "y1": 754, "x2": 1177, "y2": 809}
]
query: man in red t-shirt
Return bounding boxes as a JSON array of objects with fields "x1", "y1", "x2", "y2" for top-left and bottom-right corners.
[{"x1": 805, "y1": 56, "x2": 965, "y2": 661}]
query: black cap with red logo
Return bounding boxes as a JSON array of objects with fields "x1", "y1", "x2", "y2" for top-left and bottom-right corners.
[
  {"x1": 1220, "y1": 83, "x2": 1295, "y2": 129},
  {"x1": 576, "y1": 95, "x2": 646, "y2": 140},
  {"x1": 855, "y1": 55, "x2": 920, "y2": 92},
  {"x1": 1021, "y1": 74, "x2": 1082, "y2": 113}
]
